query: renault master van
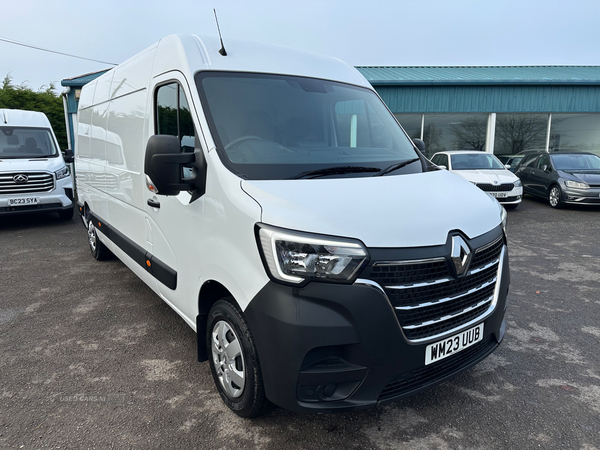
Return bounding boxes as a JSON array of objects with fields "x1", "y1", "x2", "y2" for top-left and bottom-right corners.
[
  {"x1": 0, "y1": 109, "x2": 74, "y2": 219},
  {"x1": 75, "y1": 34, "x2": 509, "y2": 417}
]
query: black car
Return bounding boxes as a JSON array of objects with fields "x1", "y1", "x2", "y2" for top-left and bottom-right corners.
[
  {"x1": 496, "y1": 154, "x2": 526, "y2": 172},
  {"x1": 514, "y1": 151, "x2": 600, "y2": 208}
]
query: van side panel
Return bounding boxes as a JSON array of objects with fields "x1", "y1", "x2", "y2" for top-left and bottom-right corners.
[
  {"x1": 104, "y1": 89, "x2": 148, "y2": 251},
  {"x1": 88, "y1": 102, "x2": 109, "y2": 220}
]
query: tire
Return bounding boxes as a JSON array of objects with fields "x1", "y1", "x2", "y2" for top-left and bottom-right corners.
[
  {"x1": 87, "y1": 219, "x2": 112, "y2": 260},
  {"x1": 58, "y1": 206, "x2": 74, "y2": 220},
  {"x1": 548, "y1": 185, "x2": 563, "y2": 209},
  {"x1": 207, "y1": 298, "x2": 270, "y2": 418}
]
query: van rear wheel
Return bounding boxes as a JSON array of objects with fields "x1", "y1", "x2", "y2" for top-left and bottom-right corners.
[
  {"x1": 207, "y1": 298, "x2": 270, "y2": 418},
  {"x1": 87, "y1": 220, "x2": 112, "y2": 260}
]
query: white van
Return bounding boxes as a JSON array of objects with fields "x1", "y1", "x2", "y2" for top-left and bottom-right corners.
[
  {"x1": 75, "y1": 34, "x2": 509, "y2": 417},
  {"x1": 1, "y1": 109, "x2": 74, "y2": 219}
]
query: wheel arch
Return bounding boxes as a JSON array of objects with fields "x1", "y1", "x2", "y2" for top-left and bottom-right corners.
[{"x1": 197, "y1": 280, "x2": 240, "y2": 362}]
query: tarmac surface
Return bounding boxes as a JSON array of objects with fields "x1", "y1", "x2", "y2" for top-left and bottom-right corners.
[{"x1": 1, "y1": 197, "x2": 599, "y2": 449}]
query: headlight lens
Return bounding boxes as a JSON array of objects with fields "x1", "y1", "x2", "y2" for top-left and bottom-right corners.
[
  {"x1": 513, "y1": 179, "x2": 522, "y2": 188},
  {"x1": 258, "y1": 224, "x2": 369, "y2": 284},
  {"x1": 501, "y1": 206, "x2": 508, "y2": 236},
  {"x1": 55, "y1": 165, "x2": 70, "y2": 180},
  {"x1": 565, "y1": 180, "x2": 589, "y2": 189}
]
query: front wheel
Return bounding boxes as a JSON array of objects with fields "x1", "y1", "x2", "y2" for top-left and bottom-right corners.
[
  {"x1": 548, "y1": 185, "x2": 563, "y2": 208},
  {"x1": 207, "y1": 298, "x2": 270, "y2": 418}
]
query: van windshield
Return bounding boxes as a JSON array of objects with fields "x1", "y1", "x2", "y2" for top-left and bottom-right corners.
[
  {"x1": 196, "y1": 72, "x2": 421, "y2": 180},
  {"x1": 0, "y1": 127, "x2": 59, "y2": 159}
]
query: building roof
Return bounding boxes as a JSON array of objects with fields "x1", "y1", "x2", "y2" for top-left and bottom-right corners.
[
  {"x1": 355, "y1": 66, "x2": 600, "y2": 86},
  {"x1": 61, "y1": 69, "x2": 112, "y2": 87}
]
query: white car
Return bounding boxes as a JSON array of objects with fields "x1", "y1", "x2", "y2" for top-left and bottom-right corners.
[{"x1": 431, "y1": 151, "x2": 523, "y2": 208}]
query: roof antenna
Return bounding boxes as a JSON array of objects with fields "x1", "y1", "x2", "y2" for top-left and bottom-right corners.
[{"x1": 213, "y1": 9, "x2": 227, "y2": 56}]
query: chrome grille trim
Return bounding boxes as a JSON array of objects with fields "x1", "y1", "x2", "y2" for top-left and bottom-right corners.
[
  {"x1": 402, "y1": 296, "x2": 494, "y2": 329},
  {"x1": 467, "y1": 258, "x2": 500, "y2": 276},
  {"x1": 0, "y1": 172, "x2": 55, "y2": 194},
  {"x1": 400, "y1": 246, "x2": 505, "y2": 344},
  {"x1": 373, "y1": 257, "x2": 446, "y2": 267},
  {"x1": 474, "y1": 236, "x2": 503, "y2": 254},
  {"x1": 395, "y1": 277, "x2": 497, "y2": 311},
  {"x1": 385, "y1": 277, "x2": 452, "y2": 290}
]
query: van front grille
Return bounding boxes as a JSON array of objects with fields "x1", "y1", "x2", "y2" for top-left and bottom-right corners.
[
  {"x1": 362, "y1": 236, "x2": 504, "y2": 342},
  {"x1": 0, "y1": 172, "x2": 55, "y2": 195}
]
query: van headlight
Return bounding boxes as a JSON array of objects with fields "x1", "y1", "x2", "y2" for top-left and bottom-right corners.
[
  {"x1": 501, "y1": 207, "x2": 508, "y2": 236},
  {"x1": 257, "y1": 224, "x2": 369, "y2": 285},
  {"x1": 55, "y1": 165, "x2": 70, "y2": 180}
]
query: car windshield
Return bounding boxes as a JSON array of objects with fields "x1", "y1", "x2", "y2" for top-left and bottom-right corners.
[
  {"x1": 551, "y1": 154, "x2": 600, "y2": 170},
  {"x1": 0, "y1": 127, "x2": 59, "y2": 159},
  {"x1": 196, "y1": 72, "x2": 420, "y2": 180},
  {"x1": 450, "y1": 153, "x2": 504, "y2": 170}
]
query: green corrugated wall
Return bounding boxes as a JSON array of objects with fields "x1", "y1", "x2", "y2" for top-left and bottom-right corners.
[{"x1": 375, "y1": 85, "x2": 600, "y2": 114}]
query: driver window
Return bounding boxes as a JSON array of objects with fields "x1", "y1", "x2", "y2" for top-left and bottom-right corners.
[
  {"x1": 536, "y1": 154, "x2": 550, "y2": 170},
  {"x1": 155, "y1": 82, "x2": 196, "y2": 153}
]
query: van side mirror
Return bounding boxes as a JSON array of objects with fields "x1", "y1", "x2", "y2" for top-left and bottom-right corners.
[
  {"x1": 412, "y1": 138, "x2": 426, "y2": 152},
  {"x1": 63, "y1": 149, "x2": 74, "y2": 164},
  {"x1": 144, "y1": 135, "x2": 196, "y2": 196}
]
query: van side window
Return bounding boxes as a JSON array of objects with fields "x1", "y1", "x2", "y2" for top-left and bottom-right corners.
[{"x1": 155, "y1": 83, "x2": 195, "y2": 153}]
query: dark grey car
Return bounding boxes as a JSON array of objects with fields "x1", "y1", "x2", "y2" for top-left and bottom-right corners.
[{"x1": 514, "y1": 151, "x2": 600, "y2": 208}]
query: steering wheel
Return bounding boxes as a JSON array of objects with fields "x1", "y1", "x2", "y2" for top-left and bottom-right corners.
[{"x1": 225, "y1": 135, "x2": 264, "y2": 150}]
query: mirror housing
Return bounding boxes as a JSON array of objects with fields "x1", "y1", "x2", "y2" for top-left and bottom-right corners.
[
  {"x1": 541, "y1": 164, "x2": 549, "y2": 172},
  {"x1": 63, "y1": 149, "x2": 74, "y2": 164},
  {"x1": 412, "y1": 138, "x2": 426, "y2": 153},
  {"x1": 439, "y1": 165, "x2": 447, "y2": 170},
  {"x1": 144, "y1": 135, "x2": 197, "y2": 196},
  {"x1": 504, "y1": 164, "x2": 511, "y2": 169}
]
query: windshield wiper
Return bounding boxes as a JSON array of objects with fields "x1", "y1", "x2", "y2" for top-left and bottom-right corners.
[
  {"x1": 374, "y1": 158, "x2": 421, "y2": 177},
  {"x1": 290, "y1": 166, "x2": 380, "y2": 179}
]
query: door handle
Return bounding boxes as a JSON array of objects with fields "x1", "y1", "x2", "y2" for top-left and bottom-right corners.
[{"x1": 147, "y1": 199, "x2": 160, "y2": 209}]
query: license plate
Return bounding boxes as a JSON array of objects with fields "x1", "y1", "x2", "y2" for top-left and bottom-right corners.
[
  {"x1": 425, "y1": 323, "x2": 484, "y2": 365},
  {"x1": 8, "y1": 197, "x2": 39, "y2": 206},
  {"x1": 490, "y1": 192, "x2": 507, "y2": 198}
]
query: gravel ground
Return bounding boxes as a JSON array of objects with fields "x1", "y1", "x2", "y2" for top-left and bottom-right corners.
[{"x1": 1, "y1": 197, "x2": 599, "y2": 449}]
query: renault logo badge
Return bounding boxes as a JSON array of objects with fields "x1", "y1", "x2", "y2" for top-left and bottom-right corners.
[
  {"x1": 451, "y1": 235, "x2": 471, "y2": 276},
  {"x1": 13, "y1": 174, "x2": 29, "y2": 183}
]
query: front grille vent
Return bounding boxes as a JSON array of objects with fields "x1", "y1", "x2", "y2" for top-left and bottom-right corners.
[
  {"x1": 363, "y1": 236, "x2": 504, "y2": 342},
  {"x1": 476, "y1": 183, "x2": 514, "y2": 192},
  {"x1": 0, "y1": 172, "x2": 55, "y2": 195}
]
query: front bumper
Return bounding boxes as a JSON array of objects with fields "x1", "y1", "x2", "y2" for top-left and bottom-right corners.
[
  {"x1": 489, "y1": 187, "x2": 523, "y2": 205},
  {"x1": 244, "y1": 245, "x2": 510, "y2": 413},
  {"x1": 563, "y1": 186, "x2": 600, "y2": 205}
]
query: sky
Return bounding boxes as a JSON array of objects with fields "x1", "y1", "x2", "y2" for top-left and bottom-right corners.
[{"x1": 1, "y1": 0, "x2": 599, "y2": 94}]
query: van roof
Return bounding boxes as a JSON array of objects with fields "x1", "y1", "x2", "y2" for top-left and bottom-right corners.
[
  {"x1": 0, "y1": 109, "x2": 52, "y2": 128},
  {"x1": 81, "y1": 34, "x2": 372, "y2": 108}
]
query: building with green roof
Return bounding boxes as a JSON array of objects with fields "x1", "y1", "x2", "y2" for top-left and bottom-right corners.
[{"x1": 355, "y1": 66, "x2": 600, "y2": 159}]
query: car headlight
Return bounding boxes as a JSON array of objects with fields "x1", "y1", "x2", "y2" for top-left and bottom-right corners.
[
  {"x1": 55, "y1": 165, "x2": 70, "y2": 180},
  {"x1": 513, "y1": 179, "x2": 522, "y2": 188},
  {"x1": 257, "y1": 224, "x2": 369, "y2": 285},
  {"x1": 565, "y1": 180, "x2": 589, "y2": 189},
  {"x1": 501, "y1": 206, "x2": 507, "y2": 237}
]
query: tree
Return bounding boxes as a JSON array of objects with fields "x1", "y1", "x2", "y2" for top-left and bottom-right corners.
[
  {"x1": 450, "y1": 116, "x2": 488, "y2": 150},
  {"x1": 495, "y1": 114, "x2": 547, "y2": 155},
  {"x1": 0, "y1": 74, "x2": 68, "y2": 149}
]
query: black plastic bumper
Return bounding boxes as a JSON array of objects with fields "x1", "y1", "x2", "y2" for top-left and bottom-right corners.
[
  {"x1": 0, "y1": 201, "x2": 73, "y2": 216},
  {"x1": 244, "y1": 252, "x2": 509, "y2": 413}
]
